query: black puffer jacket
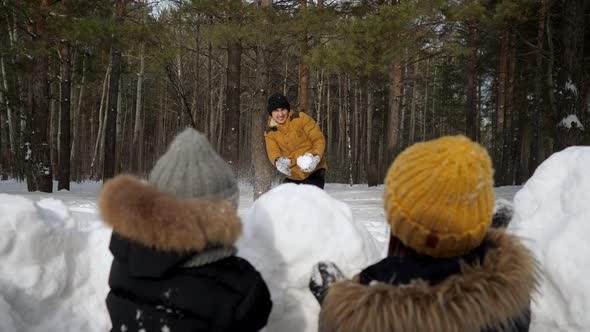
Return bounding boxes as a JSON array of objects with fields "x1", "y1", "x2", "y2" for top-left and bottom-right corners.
[
  {"x1": 107, "y1": 234, "x2": 272, "y2": 332},
  {"x1": 319, "y1": 230, "x2": 539, "y2": 332},
  {"x1": 99, "y1": 175, "x2": 272, "y2": 332}
]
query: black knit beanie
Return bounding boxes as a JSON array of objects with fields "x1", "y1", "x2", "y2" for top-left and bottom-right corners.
[{"x1": 267, "y1": 93, "x2": 290, "y2": 115}]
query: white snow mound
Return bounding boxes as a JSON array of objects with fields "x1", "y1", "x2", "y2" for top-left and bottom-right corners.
[
  {"x1": 237, "y1": 183, "x2": 381, "y2": 332},
  {"x1": 0, "y1": 194, "x2": 112, "y2": 332},
  {"x1": 510, "y1": 146, "x2": 590, "y2": 331}
]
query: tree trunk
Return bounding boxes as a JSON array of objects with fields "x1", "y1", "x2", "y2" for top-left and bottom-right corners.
[
  {"x1": 298, "y1": 0, "x2": 309, "y2": 112},
  {"x1": 529, "y1": 0, "x2": 546, "y2": 176},
  {"x1": 546, "y1": 9, "x2": 557, "y2": 149},
  {"x1": 25, "y1": 0, "x2": 53, "y2": 192},
  {"x1": 216, "y1": 81, "x2": 225, "y2": 150},
  {"x1": 465, "y1": 21, "x2": 478, "y2": 141},
  {"x1": 385, "y1": 52, "x2": 402, "y2": 168},
  {"x1": 517, "y1": 112, "x2": 531, "y2": 184},
  {"x1": 3, "y1": 6, "x2": 24, "y2": 179},
  {"x1": 91, "y1": 64, "x2": 110, "y2": 175},
  {"x1": 476, "y1": 73, "x2": 481, "y2": 141},
  {"x1": 495, "y1": 31, "x2": 509, "y2": 183},
  {"x1": 422, "y1": 59, "x2": 429, "y2": 141},
  {"x1": 0, "y1": 51, "x2": 13, "y2": 177},
  {"x1": 206, "y1": 38, "x2": 213, "y2": 137},
  {"x1": 338, "y1": 73, "x2": 344, "y2": 160},
  {"x1": 367, "y1": 81, "x2": 386, "y2": 187},
  {"x1": 103, "y1": 0, "x2": 126, "y2": 181},
  {"x1": 0, "y1": 91, "x2": 9, "y2": 178},
  {"x1": 353, "y1": 82, "x2": 361, "y2": 183},
  {"x1": 71, "y1": 53, "x2": 86, "y2": 181},
  {"x1": 51, "y1": 77, "x2": 59, "y2": 176},
  {"x1": 345, "y1": 75, "x2": 353, "y2": 185},
  {"x1": 501, "y1": 32, "x2": 516, "y2": 185},
  {"x1": 115, "y1": 75, "x2": 123, "y2": 172},
  {"x1": 316, "y1": 69, "x2": 324, "y2": 125},
  {"x1": 399, "y1": 48, "x2": 408, "y2": 149},
  {"x1": 0, "y1": 47, "x2": 16, "y2": 171},
  {"x1": 554, "y1": 0, "x2": 587, "y2": 150},
  {"x1": 431, "y1": 65, "x2": 437, "y2": 139},
  {"x1": 252, "y1": 0, "x2": 273, "y2": 199},
  {"x1": 223, "y1": 39, "x2": 241, "y2": 172},
  {"x1": 58, "y1": 41, "x2": 71, "y2": 190},
  {"x1": 132, "y1": 38, "x2": 145, "y2": 173},
  {"x1": 326, "y1": 75, "x2": 331, "y2": 156},
  {"x1": 409, "y1": 59, "x2": 418, "y2": 144},
  {"x1": 358, "y1": 82, "x2": 367, "y2": 182},
  {"x1": 191, "y1": 23, "x2": 202, "y2": 131}
]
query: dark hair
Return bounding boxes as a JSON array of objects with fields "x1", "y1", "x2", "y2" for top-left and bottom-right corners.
[{"x1": 388, "y1": 234, "x2": 418, "y2": 257}]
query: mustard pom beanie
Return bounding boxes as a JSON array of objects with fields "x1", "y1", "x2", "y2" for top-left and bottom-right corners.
[{"x1": 383, "y1": 135, "x2": 495, "y2": 258}]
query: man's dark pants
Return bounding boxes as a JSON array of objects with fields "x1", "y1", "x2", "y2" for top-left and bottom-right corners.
[{"x1": 284, "y1": 168, "x2": 326, "y2": 189}]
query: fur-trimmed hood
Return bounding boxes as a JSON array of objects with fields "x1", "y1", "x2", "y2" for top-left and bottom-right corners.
[
  {"x1": 319, "y1": 230, "x2": 540, "y2": 332},
  {"x1": 99, "y1": 175, "x2": 242, "y2": 253}
]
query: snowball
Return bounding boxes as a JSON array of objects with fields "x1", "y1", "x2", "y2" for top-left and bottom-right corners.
[
  {"x1": 296, "y1": 154, "x2": 313, "y2": 170},
  {"x1": 237, "y1": 184, "x2": 381, "y2": 332},
  {"x1": 510, "y1": 146, "x2": 590, "y2": 331}
]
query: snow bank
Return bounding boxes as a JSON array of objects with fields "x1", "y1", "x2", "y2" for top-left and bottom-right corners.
[
  {"x1": 559, "y1": 114, "x2": 584, "y2": 130},
  {"x1": 0, "y1": 194, "x2": 112, "y2": 332},
  {"x1": 237, "y1": 183, "x2": 381, "y2": 332},
  {"x1": 511, "y1": 147, "x2": 590, "y2": 331}
]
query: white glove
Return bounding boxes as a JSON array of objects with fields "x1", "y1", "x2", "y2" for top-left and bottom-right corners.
[
  {"x1": 275, "y1": 157, "x2": 292, "y2": 176},
  {"x1": 297, "y1": 152, "x2": 321, "y2": 173}
]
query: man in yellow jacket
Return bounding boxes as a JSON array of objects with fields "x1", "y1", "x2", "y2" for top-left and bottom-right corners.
[{"x1": 264, "y1": 93, "x2": 328, "y2": 189}]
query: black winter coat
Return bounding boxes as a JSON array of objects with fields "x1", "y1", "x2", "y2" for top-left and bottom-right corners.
[
  {"x1": 318, "y1": 229, "x2": 539, "y2": 332},
  {"x1": 107, "y1": 234, "x2": 272, "y2": 332}
]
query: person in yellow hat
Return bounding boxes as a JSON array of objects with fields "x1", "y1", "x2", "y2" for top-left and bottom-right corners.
[
  {"x1": 311, "y1": 135, "x2": 540, "y2": 332},
  {"x1": 264, "y1": 93, "x2": 327, "y2": 188}
]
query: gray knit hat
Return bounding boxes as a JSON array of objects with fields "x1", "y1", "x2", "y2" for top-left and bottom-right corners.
[{"x1": 148, "y1": 128, "x2": 239, "y2": 207}]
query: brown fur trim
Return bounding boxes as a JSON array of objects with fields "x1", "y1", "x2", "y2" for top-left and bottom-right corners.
[
  {"x1": 98, "y1": 175, "x2": 242, "y2": 253},
  {"x1": 319, "y1": 229, "x2": 540, "y2": 332}
]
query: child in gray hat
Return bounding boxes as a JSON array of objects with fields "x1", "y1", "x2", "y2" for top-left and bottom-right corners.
[{"x1": 100, "y1": 128, "x2": 272, "y2": 332}]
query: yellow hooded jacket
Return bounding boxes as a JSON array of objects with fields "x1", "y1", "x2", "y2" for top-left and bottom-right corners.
[{"x1": 264, "y1": 110, "x2": 327, "y2": 181}]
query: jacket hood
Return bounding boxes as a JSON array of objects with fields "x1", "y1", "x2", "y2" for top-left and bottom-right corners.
[
  {"x1": 108, "y1": 232, "x2": 192, "y2": 278},
  {"x1": 319, "y1": 229, "x2": 540, "y2": 332},
  {"x1": 99, "y1": 175, "x2": 242, "y2": 253}
]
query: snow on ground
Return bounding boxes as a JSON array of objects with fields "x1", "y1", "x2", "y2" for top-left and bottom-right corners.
[
  {"x1": 0, "y1": 176, "x2": 550, "y2": 332},
  {"x1": 559, "y1": 114, "x2": 584, "y2": 130},
  {"x1": 237, "y1": 184, "x2": 381, "y2": 332},
  {"x1": 511, "y1": 146, "x2": 590, "y2": 332}
]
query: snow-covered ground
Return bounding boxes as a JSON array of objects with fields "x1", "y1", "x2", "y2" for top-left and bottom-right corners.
[{"x1": 0, "y1": 148, "x2": 586, "y2": 332}]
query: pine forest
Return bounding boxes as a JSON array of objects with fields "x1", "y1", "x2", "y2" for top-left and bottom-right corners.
[{"x1": 0, "y1": 0, "x2": 589, "y2": 195}]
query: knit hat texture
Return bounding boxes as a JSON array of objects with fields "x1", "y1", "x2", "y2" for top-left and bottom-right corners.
[
  {"x1": 267, "y1": 93, "x2": 290, "y2": 115},
  {"x1": 383, "y1": 135, "x2": 495, "y2": 258},
  {"x1": 148, "y1": 128, "x2": 239, "y2": 207}
]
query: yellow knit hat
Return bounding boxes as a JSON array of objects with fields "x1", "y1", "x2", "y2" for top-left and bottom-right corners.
[{"x1": 383, "y1": 135, "x2": 495, "y2": 258}]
